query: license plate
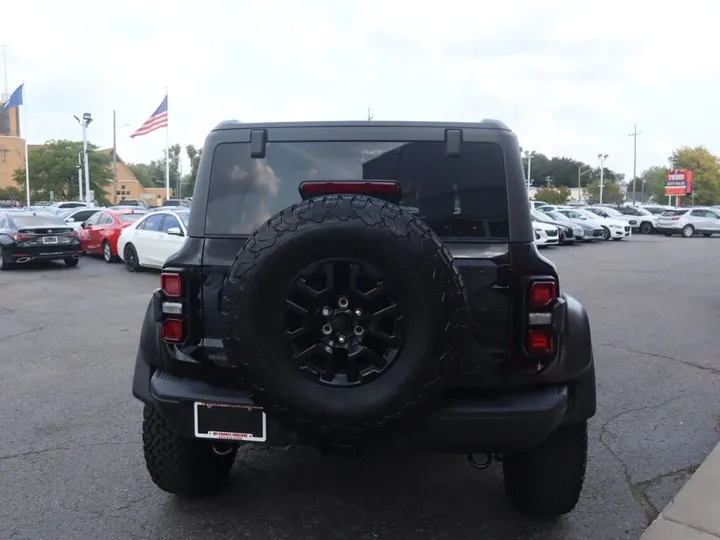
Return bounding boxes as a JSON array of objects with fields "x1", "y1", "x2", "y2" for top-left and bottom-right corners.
[
  {"x1": 193, "y1": 402, "x2": 267, "y2": 442},
  {"x1": 42, "y1": 236, "x2": 58, "y2": 244}
]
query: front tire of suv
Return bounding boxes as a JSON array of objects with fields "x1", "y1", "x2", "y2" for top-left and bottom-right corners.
[
  {"x1": 502, "y1": 421, "x2": 588, "y2": 518},
  {"x1": 142, "y1": 406, "x2": 237, "y2": 497}
]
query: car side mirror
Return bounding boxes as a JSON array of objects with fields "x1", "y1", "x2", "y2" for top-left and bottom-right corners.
[
  {"x1": 66, "y1": 217, "x2": 75, "y2": 222},
  {"x1": 81, "y1": 222, "x2": 87, "y2": 228},
  {"x1": 167, "y1": 227, "x2": 184, "y2": 236}
]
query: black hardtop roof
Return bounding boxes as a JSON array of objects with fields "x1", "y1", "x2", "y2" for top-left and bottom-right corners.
[{"x1": 211, "y1": 119, "x2": 511, "y2": 132}]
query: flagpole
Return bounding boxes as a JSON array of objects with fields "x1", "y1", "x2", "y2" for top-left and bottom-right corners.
[
  {"x1": 165, "y1": 88, "x2": 170, "y2": 201},
  {"x1": 21, "y1": 85, "x2": 30, "y2": 207}
]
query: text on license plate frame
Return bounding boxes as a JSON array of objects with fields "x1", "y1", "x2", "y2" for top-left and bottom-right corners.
[
  {"x1": 42, "y1": 236, "x2": 58, "y2": 244},
  {"x1": 193, "y1": 402, "x2": 267, "y2": 442}
]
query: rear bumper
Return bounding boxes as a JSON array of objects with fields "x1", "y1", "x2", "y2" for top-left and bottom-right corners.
[
  {"x1": 2, "y1": 244, "x2": 82, "y2": 262},
  {"x1": 133, "y1": 357, "x2": 578, "y2": 454}
]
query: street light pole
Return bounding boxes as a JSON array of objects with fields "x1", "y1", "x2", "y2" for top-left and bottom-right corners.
[
  {"x1": 74, "y1": 113, "x2": 93, "y2": 205},
  {"x1": 598, "y1": 153, "x2": 609, "y2": 204},
  {"x1": 112, "y1": 110, "x2": 118, "y2": 205},
  {"x1": 577, "y1": 165, "x2": 592, "y2": 202},
  {"x1": 77, "y1": 152, "x2": 83, "y2": 201},
  {"x1": 524, "y1": 150, "x2": 536, "y2": 192},
  {"x1": 628, "y1": 125, "x2": 641, "y2": 204}
]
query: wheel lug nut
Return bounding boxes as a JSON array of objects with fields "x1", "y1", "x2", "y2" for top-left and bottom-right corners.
[
  {"x1": 337, "y1": 334, "x2": 347, "y2": 344},
  {"x1": 321, "y1": 307, "x2": 331, "y2": 317},
  {"x1": 338, "y1": 297, "x2": 349, "y2": 308},
  {"x1": 353, "y1": 326, "x2": 364, "y2": 337},
  {"x1": 354, "y1": 308, "x2": 362, "y2": 317},
  {"x1": 322, "y1": 324, "x2": 333, "y2": 335}
]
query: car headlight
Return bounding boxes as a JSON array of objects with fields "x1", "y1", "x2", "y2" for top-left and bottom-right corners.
[{"x1": 610, "y1": 224, "x2": 622, "y2": 229}]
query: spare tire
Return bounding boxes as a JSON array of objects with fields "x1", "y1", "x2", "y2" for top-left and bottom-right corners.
[{"x1": 220, "y1": 194, "x2": 466, "y2": 441}]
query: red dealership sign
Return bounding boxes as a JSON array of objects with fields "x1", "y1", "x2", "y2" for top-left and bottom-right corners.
[{"x1": 665, "y1": 169, "x2": 693, "y2": 196}]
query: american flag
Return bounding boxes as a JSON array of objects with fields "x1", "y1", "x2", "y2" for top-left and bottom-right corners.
[{"x1": 130, "y1": 94, "x2": 168, "y2": 138}]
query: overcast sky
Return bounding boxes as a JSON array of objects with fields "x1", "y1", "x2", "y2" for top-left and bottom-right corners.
[{"x1": 3, "y1": 0, "x2": 719, "y2": 178}]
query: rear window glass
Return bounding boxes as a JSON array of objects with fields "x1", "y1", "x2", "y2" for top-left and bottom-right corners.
[
  {"x1": 662, "y1": 210, "x2": 687, "y2": 217},
  {"x1": 119, "y1": 213, "x2": 145, "y2": 223},
  {"x1": 205, "y1": 141, "x2": 509, "y2": 239},
  {"x1": 12, "y1": 215, "x2": 66, "y2": 228}
]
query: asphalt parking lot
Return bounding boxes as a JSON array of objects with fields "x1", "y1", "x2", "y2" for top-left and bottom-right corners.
[{"x1": 1, "y1": 235, "x2": 719, "y2": 540}]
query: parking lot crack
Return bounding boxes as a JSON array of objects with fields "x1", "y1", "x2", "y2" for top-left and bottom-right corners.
[
  {"x1": 0, "y1": 326, "x2": 45, "y2": 344},
  {"x1": 598, "y1": 343, "x2": 720, "y2": 376},
  {"x1": 598, "y1": 393, "x2": 690, "y2": 525},
  {"x1": 0, "y1": 440, "x2": 140, "y2": 461}
]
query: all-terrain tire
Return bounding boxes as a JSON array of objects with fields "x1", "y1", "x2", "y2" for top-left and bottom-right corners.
[
  {"x1": 220, "y1": 194, "x2": 467, "y2": 442},
  {"x1": 502, "y1": 421, "x2": 588, "y2": 518},
  {"x1": 142, "y1": 406, "x2": 237, "y2": 496}
]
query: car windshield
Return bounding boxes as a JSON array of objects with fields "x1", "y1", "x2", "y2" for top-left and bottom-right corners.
[
  {"x1": 206, "y1": 140, "x2": 510, "y2": 239},
  {"x1": 12, "y1": 214, "x2": 67, "y2": 228},
  {"x1": 546, "y1": 211, "x2": 567, "y2": 221},
  {"x1": 58, "y1": 210, "x2": 74, "y2": 219},
  {"x1": 118, "y1": 213, "x2": 145, "y2": 223},
  {"x1": 599, "y1": 207, "x2": 622, "y2": 216},
  {"x1": 531, "y1": 210, "x2": 551, "y2": 222},
  {"x1": 177, "y1": 212, "x2": 190, "y2": 226}
]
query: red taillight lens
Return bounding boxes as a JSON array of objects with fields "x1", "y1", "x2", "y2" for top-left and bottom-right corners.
[
  {"x1": 11, "y1": 233, "x2": 34, "y2": 241},
  {"x1": 530, "y1": 281, "x2": 557, "y2": 308},
  {"x1": 528, "y1": 329, "x2": 554, "y2": 355},
  {"x1": 161, "y1": 272, "x2": 182, "y2": 297},
  {"x1": 670, "y1": 217, "x2": 680, "y2": 221},
  {"x1": 298, "y1": 181, "x2": 402, "y2": 204},
  {"x1": 161, "y1": 318, "x2": 185, "y2": 342}
]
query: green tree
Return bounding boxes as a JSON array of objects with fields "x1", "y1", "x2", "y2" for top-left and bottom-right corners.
[
  {"x1": 521, "y1": 152, "x2": 623, "y2": 188},
  {"x1": 0, "y1": 186, "x2": 23, "y2": 200},
  {"x1": 13, "y1": 140, "x2": 112, "y2": 205},
  {"x1": 183, "y1": 144, "x2": 202, "y2": 196},
  {"x1": 586, "y1": 180, "x2": 624, "y2": 205},
  {"x1": 670, "y1": 146, "x2": 720, "y2": 206},
  {"x1": 638, "y1": 165, "x2": 669, "y2": 202},
  {"x1": 533, "y1": 186, "x2": 571, "y2": 204},
  {"x1": 127, "y1": 163, "x2": 156, "y2": 188}
]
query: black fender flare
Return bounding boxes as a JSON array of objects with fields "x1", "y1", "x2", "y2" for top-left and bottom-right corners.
[
  {"x1": 131, "y1": 295, "x2": 171, "y2": 404},
  {"x1": 543, "y1": 293, "x2": 593, "y2": 383}
]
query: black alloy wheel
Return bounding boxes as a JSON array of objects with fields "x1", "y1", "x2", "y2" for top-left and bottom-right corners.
[
  {"x1": 284, "y1": 260, "x2": 403, "y2": 388},
  {"x1": 124, "y1": 244, "x2": 140, "y2": 272}
]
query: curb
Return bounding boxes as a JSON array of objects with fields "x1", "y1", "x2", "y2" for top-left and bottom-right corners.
[{"x1": 640, "y1": 442, "x2": 720, "y2": 539}]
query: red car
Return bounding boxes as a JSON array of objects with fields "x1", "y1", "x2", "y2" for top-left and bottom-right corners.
[{"x1": 79, "y1": 209, "x2": 147, "y2": 263}]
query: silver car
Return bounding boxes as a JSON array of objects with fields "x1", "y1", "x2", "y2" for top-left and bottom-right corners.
[{"x1": 656, "y1": 208, "x2": 720, "y2": 237}]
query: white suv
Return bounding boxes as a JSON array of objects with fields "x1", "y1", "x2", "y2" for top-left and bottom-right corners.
[{"x1": 656, "y1": 208, "x2": 720, "y2": 237}]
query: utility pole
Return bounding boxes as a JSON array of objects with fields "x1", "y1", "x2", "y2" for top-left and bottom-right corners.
[
  {"x1": 0, "y1": 42, "x2": 9, "y2": 100},
  {"x1": 628, "y1": 125, "x2": 641, "y2": 204},
  {"x1": 577, "y1": 165, "x2": 592, "y2": 202},
  {"x1": 112, "y1": 110, "x2": 118, "y2": 205},
  {"x1": 367, "y1": 107, "x2": 374, "y2": 121},
  {"x1": 598, "y1": 153, "x2": 609, "y2": 204}
]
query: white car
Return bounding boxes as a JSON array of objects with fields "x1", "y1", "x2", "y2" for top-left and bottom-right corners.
[
  {"x1": 59, "y1": 207, "x2": 101, "y2": 230},
  {"x1": 533, "y1": 221, "x2": 560, "y2": 247},
  {"x1": 656, "y1": 207, "x2": 720, "y2": 238},
  {"x1": 117, "y1": 209, "x2": 190, "y2": 272},
  {"x1": 555, "y1": 208, "x2": 630, "y2": 241}
]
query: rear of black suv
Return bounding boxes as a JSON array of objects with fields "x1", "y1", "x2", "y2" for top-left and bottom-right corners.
[{"x1": 132, "y1": 121, "x2": 596, "y2": 518}]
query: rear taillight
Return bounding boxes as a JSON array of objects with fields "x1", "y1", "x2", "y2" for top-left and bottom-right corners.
[
  {"x1": 530, "y1": 281, "x2": 557, "y2": 309},
  {"x1": 11, "y1": 233, "x2": 34, "y2": 241},
  {"x1": 161, "y1": 272, "x2": 182, "y2": 297},
  {"x1": 161, "y1": 317, "x2": 185, "y2": 342},
  {"x1": 528, "y1": 329, "x2": 554, "y2": 355},
  {"x1": 671, "y1": 217, "x2": 681, "y2": 221},
  {"x1": 525, "y1": 278, "x2": 558, "y2": 360}
]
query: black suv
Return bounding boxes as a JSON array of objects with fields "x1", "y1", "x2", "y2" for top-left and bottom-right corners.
[{"x1": 132, "y1": 120, "x2": 596, "y2": 518}]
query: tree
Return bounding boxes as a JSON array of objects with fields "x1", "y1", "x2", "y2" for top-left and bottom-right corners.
[
  {"x1": 521, "y1": 152, "x2": 623, "y2": 188},
  {"x1": 0, "y1": 186, "x2": 23, "y2": 200},
  {"x1": 13, "y1": 140, "x2": 112, "y2": 204},
  {"x1": 183, "y1": 144, "x2": 202, "y2": 197},
  {"x1": 533, "y1": 186, "x2": 571, "y2": 204},
  {"x1": 127, "y1": 163, "x2": 156, "y2": 188},
  {"x1": 638, "y1": 165, "x2": 669, "y2": 202},
  {"x1": 670, "y1": 146, "x2": 720, "y2": 206},
  {"x1": 586, "y1": 180, "x2": 623, "y2": 205}
]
